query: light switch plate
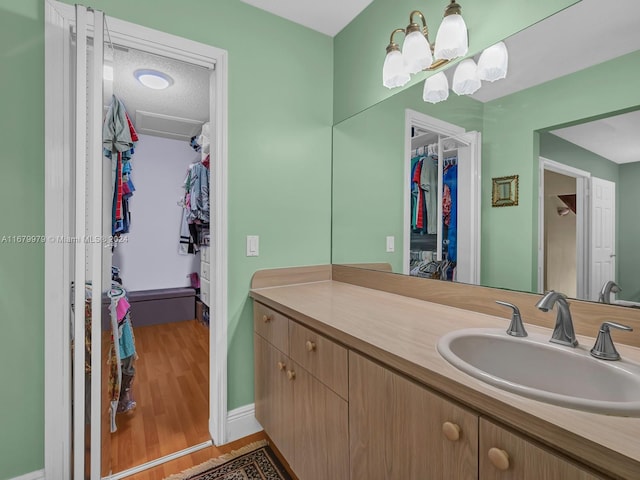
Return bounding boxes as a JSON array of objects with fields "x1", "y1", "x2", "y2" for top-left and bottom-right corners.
[
  {"x1": 247, "y1": 235, "x2": 259, "y2": 256},
  {"x1": 386, "y1": 236, "x2": 395, "y2": 253}
]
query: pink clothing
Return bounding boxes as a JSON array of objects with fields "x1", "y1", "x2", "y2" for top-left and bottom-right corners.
[{"x1": 116, "y1": 297, "x2": 130, "y2": 321}]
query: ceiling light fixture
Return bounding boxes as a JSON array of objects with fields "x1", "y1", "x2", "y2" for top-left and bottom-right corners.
[
  {"x1": 134, "y1": 69, "x2": 173, "y2": 90},
  {"x1": 382, "y1": 1, "x2": 508, "y2": 103}
]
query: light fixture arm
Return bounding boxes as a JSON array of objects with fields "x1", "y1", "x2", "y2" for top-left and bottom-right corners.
[
  {"x1": 407, "y1": 10, "x2": 432, "y2": 45},
  {"x1": 386, "y1": 28, "x2": 406, "y2": 53}
]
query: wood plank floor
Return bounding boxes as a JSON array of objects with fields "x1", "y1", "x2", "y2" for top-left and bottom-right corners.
[{"x1": 110, "y1": 319, "x2": 210, "y2": 475}]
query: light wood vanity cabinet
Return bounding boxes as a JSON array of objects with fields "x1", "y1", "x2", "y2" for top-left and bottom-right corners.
[
  {"x1": 253, "y1": 300, "x2": 614, "y2": 480},
  {"x1": 479, "y1": 418, "x2": 604, "y2": 479},
  {"x1": 254, "y1": 304, "x2": 349, "y2": 480},
  {"x1": 349, "y1": 351, "x2": 479, "y2": 479}
]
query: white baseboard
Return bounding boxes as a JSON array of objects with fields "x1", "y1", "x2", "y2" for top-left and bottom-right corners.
[
  {"x1": 8, "y1": 469, "x2": 45, "y2": 480},
  {"x1": 226, "y1": 403, "x2": 262, "y2": 443}
]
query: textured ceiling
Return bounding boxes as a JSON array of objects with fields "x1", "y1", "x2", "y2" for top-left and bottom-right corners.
[
  {"x1": 551, "y1": 110, "x2": 640, "y2": 165},
  {"x1": 240, "y1": 0, "x2": 374, "y2": 36},
  {"x1": 109, "y1": 45, "x2": 210, "y2": 137}
]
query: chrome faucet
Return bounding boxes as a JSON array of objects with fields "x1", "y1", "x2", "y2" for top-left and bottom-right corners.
[
  {"x1": 598, "y1": 280, "x2": 621, "y2": 304},
  {"x1": 535, "y1": 290, "x2": 579, "y2": 347}
]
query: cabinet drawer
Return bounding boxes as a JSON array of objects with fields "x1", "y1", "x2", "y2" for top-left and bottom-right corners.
[
  {"x1": 479, "y1": 418, "x2": 605, "y2": 480},
  {"x1": 290, "y1": 321, "x2": 348, "y2": 399},
  {"x1": 201, "y1": 262, "x2": 210, "y2": 281},
  {"x1": 200, "y1": 278, "x2": 210, "y2": 307},
  {"x1": 200, "y1": 245, "x2": 210, "y2": 263},
  {"x1": 254, "y1": 302, "x2": 289, "y2": 355}
]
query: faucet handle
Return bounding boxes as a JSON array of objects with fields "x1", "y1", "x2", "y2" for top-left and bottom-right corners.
[
  {"x1": 496, "y1": 301, "x2": 528, "y2": 337},
  {"x1": 590, "y1": 321, "x2": 633, "y2": 361}
]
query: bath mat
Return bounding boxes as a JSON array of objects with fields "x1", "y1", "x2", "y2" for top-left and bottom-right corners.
[{"x1": 164, "y1": 440, "x2": 292, "y2": 480}]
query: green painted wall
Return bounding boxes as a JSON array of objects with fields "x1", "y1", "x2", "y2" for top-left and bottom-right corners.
[
  {"x1": 0, "y1": 3, "x2": 45, "y2": 479},
  {"x1": 332, "y1": 87, "x2": 482, "y2": 271},
  {"x1": 0, "y1": 1, "x2": 332, "y2": 478},
  {"x1": 540, "y1": 133, "x2": 619, "y2": 183},
  {"x1": 618, "y1": 162, "x2": 640, "y2": 301},
  {"x1": 333, "y1": 0, "x2": 578, "y2": 123},
  {"x1": 482, "y1": 50, "x2": 640, "y2": 292}
]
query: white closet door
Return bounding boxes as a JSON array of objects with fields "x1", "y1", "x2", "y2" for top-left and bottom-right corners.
[
  {"x1": 441, "y1": 131, "x2": 482, "y2": 285},
  {"x1": 590, "y1": 177, "x2": 616, "y2": 301},
  {"x1": 73, "y1": 6, "x2": 105, "y2": 480}
]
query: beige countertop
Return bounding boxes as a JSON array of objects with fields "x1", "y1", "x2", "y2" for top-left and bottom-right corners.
[{"x1": 251, "y1": 280, "x2": 640, "y2": 480}]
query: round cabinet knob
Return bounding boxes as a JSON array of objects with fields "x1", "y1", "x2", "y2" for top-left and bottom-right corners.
[
  {"x1": 442, "y1": 422, "x2": 461, "y2": 442},
  {"x1": 305, "y1": 340, "x2": 317, "y2": 352},
  {"x1": 262, "y1": 314, "x2": 272, "y2": 323},
  {"x1": 277, "y1": 361, "x2": 286, "y2": 371},
  {"x1": 287, "y1": 370, "x2": 296, "y2": 381},
  {"x1": 488, "y1": 448, "x2": 510, "y2": 471}
]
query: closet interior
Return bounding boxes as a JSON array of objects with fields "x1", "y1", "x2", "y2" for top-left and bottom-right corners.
[
  {"x1": 95, "y1": 44, "x2": 214, "y2": 476},
  {"x1": 409, "y1": 126, "x2": 469, "y2": 282}
]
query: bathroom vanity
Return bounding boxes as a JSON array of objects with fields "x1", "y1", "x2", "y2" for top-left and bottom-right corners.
[{"x1": 250, "y1": 265, "x2": 640, "y2": 480}]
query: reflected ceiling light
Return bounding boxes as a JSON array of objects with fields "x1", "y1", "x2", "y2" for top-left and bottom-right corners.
[
  {"x1": 423, "y1": 72, "x2": 449, "y2": 104},
  {"x1": 477, "y1": 41, "x2": 509, "y2": 82},
  {"x1": 134, "y1": 69, "x2": 173, "y2": 90},
  {"x1": 452, "y1": 58, "x2": 481, "y2": 95}
]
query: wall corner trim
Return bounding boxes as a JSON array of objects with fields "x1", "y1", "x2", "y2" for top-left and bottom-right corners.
[
  {"x1": 226, "y1": 404, "x2": 262, "y2": 443},
  {"x1": 8, "y1": 469, "x2": 45, "y2": 480}
]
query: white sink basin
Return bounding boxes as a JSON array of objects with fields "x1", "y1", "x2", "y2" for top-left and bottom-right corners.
[{"x1": 437, "y1": 328, "x2": 640, "y2": 416}]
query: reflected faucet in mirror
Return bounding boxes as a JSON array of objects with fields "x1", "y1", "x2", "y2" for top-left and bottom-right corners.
[
  {"x1": 535, "y1": 291, "x2": 578, "y2": 348},
  {"x1": 599, "y1": 281, "x2": 621, "y2": 304}
]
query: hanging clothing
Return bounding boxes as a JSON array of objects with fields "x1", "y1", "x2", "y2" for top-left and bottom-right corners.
[
  {"x1": 443, "y1": 162, "x2": 458, "y2": 264},
  {"x1": 421, "y1": 155, "x2": 438, "y2": 234},
  {"x1": 103, "y1": 95, "x2": 138, "y2": 236}
]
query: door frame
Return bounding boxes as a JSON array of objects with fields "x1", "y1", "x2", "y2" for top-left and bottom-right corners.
[
  {"x1": 44, "y1": 1, "x2": 229, "y2": 477},
  {"x1": 537, "y1": 157, "x2": 590, "y2": 298}
]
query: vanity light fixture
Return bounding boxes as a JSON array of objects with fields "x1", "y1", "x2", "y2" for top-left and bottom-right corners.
[
  {"x1": 383, "y1": 0, "x2": 509, "y2": 104},
  {"x1": 383, "y1": 1, "x2": 467, "y2": 89},
  {"x1": 134, "y1": 69, "x2": 173, "y2": 90}
]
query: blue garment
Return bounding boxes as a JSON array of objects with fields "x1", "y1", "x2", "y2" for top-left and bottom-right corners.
[
  {"x1": 443, "y1": 164, "x2": 458, "y2": 263},
  {"x1": 118, "y1": 315, "x2": 136, "y2": 359}
]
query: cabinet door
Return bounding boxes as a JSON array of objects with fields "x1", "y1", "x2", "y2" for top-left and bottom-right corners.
[
  {"x1": 292, "y1": 362, "x2": 349, "y2": 480},
  {"x1": 254, "y1": 334, "x2": 294, "y2": 463},
  {"x1": 349, "y1": 352, "x2": 478, "y2": 480},
  {"x1": 479, "y1": 418, "x2": 605, "y2": 480}
]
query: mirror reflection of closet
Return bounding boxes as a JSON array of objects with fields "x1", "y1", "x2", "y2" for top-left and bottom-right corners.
[
  {"x1": 101, "y1": 41, "x2": 212, "y2": 476},
  {"x1": 405, "y1": 111, "x2": 481, "y2": 285}
]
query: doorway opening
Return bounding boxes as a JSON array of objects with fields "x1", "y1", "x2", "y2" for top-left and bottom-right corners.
[
  {"x1": 537, "y1": 157, "x2": 590, "y2": 299},
  {"x1": 44, "y1": 2, "x2": 229, "y2": 479},
  {"x1": 403, "y1": 109, "x2": 481, "y2": 285}
]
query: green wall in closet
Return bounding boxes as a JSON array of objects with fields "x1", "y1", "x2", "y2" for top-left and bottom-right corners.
[
  {"x1": 0, "y1": 1, "x2": 333, "y2": 478},
  {"x1": 333, "y1": 0, "x2": 579, "y2": 123}
]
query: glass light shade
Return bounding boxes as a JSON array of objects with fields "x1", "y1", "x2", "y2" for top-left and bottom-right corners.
[
  {"x1": 434, "y1": 14, "x2": 468, "y2": 60},
  {"x1": 477, "y1": 41, "x2": 509, "y2": 82},
  {"x1": 452, "y1": 58, "x2": 481, "y2": 95},
  {"x1": 402, "y1": 30, "x2": 433, "y2": 74},
  {"x1": 382, "y1": 50, "x2": 410, "y2": 89},
  {"x1": 423, "y1": 72, "x2": 449, "y2": 104},
  {"x1": 134, "y1": 69, "x2": 173, "y2": 90}
]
